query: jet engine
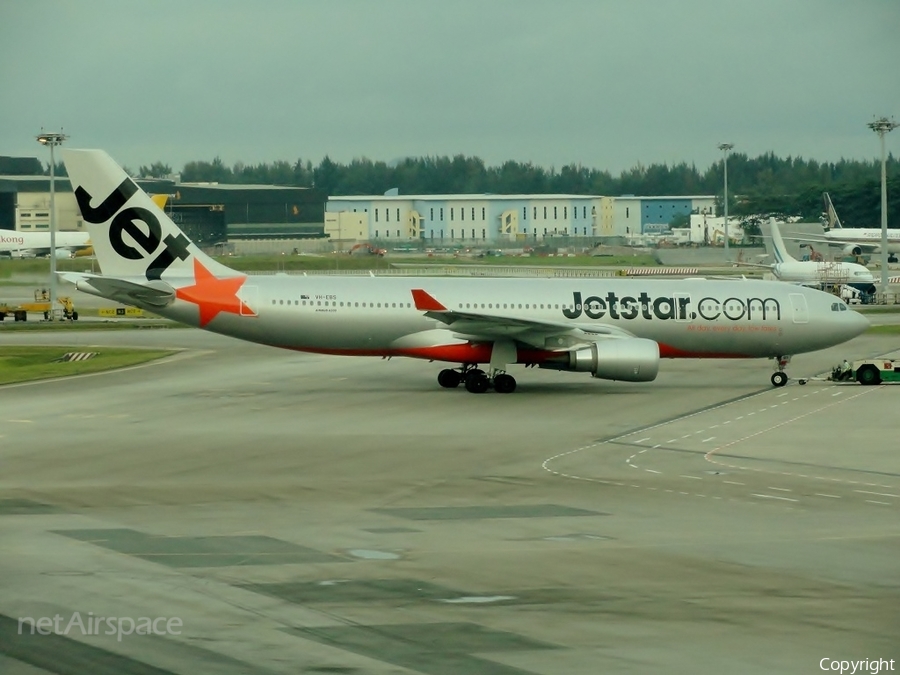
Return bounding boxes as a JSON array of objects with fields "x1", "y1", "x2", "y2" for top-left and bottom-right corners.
[
  {"x1": 842, "y1": 243, "x2": 863, "y2": 257},
  {"x1": 540, "y1": 338, "x2": 659, "y2": 382}
]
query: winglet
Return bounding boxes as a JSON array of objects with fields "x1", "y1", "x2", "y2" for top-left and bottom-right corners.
[{"x1": 411, "y1": 288, "x2": 447, "y2": 311}]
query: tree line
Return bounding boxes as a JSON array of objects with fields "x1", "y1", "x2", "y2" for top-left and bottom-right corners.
[{"x1": 50, "y1": 152, "x2": 900, "y2": 227}]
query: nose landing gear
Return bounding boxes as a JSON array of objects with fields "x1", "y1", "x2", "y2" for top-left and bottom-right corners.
[{"x1": 771, "y1": 355, "x2": 791, "y2": 387}]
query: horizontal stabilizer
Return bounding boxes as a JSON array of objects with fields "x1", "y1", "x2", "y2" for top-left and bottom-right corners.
[{"x1": 59, "y1": 272, "x2": 175, "y2": 307}]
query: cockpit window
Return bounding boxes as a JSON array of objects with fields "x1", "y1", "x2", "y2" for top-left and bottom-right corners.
[{"x1": 831, "y1": 303, "x2": 840, "y2": 311}]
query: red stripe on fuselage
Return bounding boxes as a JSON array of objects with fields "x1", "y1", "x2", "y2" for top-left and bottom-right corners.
[{"x1": 287, "y1": 342, "x2": 753, "y2": 362}]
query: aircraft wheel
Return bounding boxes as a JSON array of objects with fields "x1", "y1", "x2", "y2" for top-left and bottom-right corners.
[
  {"x1": 771, "y1": 371, "x2": 788, "y2": 387},
  {"x1": 464, "y1": 372, "x2": 490, "y2": 393},
  {"x1": 437, "y1": 369, "x2": 461, "y2": 388},
  {"x1": 493, "y1": 373, "x2": 517, "y2": 394}
]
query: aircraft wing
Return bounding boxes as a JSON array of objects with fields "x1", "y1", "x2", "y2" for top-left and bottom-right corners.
[
  {"x1": 783, "y1": 232, "x2": 879, "y2": 253},
  {"x1": 732, "y1": 261, "x2": 774, "y2": 270},
  {"x1": 58, "y1": 272, "x2": 175, "y2": 307},
  {"x1": 411, "y1": 288, "x2": 636, "y2": 350}
]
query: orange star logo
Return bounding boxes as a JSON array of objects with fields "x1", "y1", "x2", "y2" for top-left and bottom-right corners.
[{"x1": 175, "y1": 259, "x2": 252, "y2": 327}]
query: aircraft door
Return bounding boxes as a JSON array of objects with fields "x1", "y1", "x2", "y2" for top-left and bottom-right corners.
[
  {"x1": 238, "y1": 285, "x2": 258, "y2": 316},
  {"x1": 789, "y1": 293, "x2": 808, "y2": 324}
]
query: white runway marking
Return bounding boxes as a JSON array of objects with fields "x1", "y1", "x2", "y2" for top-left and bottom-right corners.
[
  {"x1": 866, "y1": 500, "x2": 890, "y2": 506},
  {"x1": 701, "y1": 437, "x2": 715, "y2": 443},
  {"x1": 541, "y1": 383, "x2": 895, "y2": 509},
  {"x1": 854, "y1": 490, "x2": 899, "y2": 498},
  {"x1": 752, "y1": 494, "x2": 799, "y2": 503}
]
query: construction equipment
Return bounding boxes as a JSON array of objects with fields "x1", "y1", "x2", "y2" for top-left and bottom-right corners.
[{"x1": 0, "y1": 289, "x2": 78, "y2": 322}]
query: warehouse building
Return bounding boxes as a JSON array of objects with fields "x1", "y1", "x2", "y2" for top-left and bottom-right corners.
[
  {"x1": 325, "y1": 194, "x2": 599, "y2": 245},
  {"x1": 0, "y1": 156, "x2": 327, "y2": 248}
]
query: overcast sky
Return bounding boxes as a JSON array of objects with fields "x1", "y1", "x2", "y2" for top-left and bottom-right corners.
[{"x1": 1, "y1": 0, "x2": 898, "y2": 175}]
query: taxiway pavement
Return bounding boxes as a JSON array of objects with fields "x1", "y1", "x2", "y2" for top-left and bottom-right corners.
[{"x1": 0, "y1": 327, "x2": 898, "y2": 674}]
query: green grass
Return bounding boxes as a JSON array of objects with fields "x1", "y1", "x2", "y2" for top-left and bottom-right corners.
[
  {"x1": 0, "y1": 319, "x2": 174, "y2": 331},
  {"x1": 0, "y1": 346, "x2": 175, "y2": 385},
  {"x1": 864, "y1": 324, "x2": 900, "y2": 335},
  {"x1": 1, "y1": 253, "x2": 660, "y2": 277}
]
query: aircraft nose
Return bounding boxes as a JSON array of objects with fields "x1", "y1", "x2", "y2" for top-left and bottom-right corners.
[{"x1": 844, "y1": 310, "x2": 869, "y2": 340}]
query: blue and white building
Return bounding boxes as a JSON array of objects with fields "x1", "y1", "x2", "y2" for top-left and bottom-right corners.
[
  {"x1": 325, "y1": 193, "x2": 717, "y2": 244},
  {"x1": 326, "y1": 194, "x2": 599, "y2": 243}
]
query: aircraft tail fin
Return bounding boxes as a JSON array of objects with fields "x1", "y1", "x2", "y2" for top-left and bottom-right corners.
[
  {"x1": 768, "y1": 218, "x2": 797, "y2": 264},
  {"x1": 62, "y1": 149, "x2": 235, "y2": 280},
  {"x1": 823, "y1": 192, "x2": 843, "y2": 230}
]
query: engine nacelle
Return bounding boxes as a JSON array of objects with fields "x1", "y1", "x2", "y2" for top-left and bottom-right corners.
[
  {"x1": 541, "y1": 338, "x2": 660, "y2": 382},
  {"x1": 842, "y1": 243, "x2": 863, "y2": 257}
]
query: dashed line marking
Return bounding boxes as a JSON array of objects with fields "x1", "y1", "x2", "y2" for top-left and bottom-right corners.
[
  {"x1": 752, "y1": 494, "x2": 799, "y2": 503},
  {"x1": 854, "y1": 490, "x2": 899, "y2": 499},
  {"x1": 541, "y1": 383, "x2": 895, "y2": 509},
  {"x1": 701, "y1": 437, "x2": 716, "y2": 443}
]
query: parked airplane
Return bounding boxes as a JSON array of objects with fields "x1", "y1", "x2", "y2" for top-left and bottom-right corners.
[
  {"x1": 788, "y1": 193, "x2": 900, "y2": 259},
  {"x1": 59, "y1": 149, "x2": 868, "y2": 392},
  {"x1": 0, "y1": 229, "x2": 92, "y2": 258},
  {"x1": 747, "y1": 219, "x2": 876, "y2": 285}
]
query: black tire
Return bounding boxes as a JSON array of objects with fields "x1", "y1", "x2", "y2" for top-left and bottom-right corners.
[
  {"x1": 857, "y1": 365, "x2": 881, "y2": 386},
  {"x1": 464, "y1": 372, "x2": 490, "y2": 393},
  {"x1": 771, "y1": 371, "x2": 788, "y2": 387},
  {"x1": 493, "y1": 373, "x2": 517, "y2": 394},
  {"x1": 437, "y1": 369, "x2": 461, "y2": 388},
  {"x1": 71, "y1": 311, "x2": 79, "y2": 321}
]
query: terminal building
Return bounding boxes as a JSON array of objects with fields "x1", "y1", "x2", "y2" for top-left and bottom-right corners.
[
  {"x1": 326, "y1": 194, "x2": 717, "y2": 244},
  {"x1": 0, "y1": 156, "x2": 327, "y2": 249},
  {"x1": 2, "y1": 155, "x2": 717, "y2": 250}
]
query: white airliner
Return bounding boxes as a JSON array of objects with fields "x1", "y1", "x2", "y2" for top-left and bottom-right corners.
[
  {"x1": 789, "y1": 193, "x2": 900, "y2": 258},
  {"x1": 59, "y1": 149, "x2": 868, "y2": 392},
  {"x1": 748, "y1": 219, "x2": 876, "y2": 285},
  {"x1": 0, "y1": 230, "x2": 92, "y2": 258}
]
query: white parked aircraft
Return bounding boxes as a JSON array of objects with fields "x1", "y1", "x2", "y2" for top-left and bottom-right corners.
[
  {"x1": 788, "y1": 193, "x2": 900, "y2": 259},
  {"x1": 0, "y1": 230, "x2": 92, "y2": 258},
  {"x1": 60, "y1": 149, "x2": 868, "y2": 392},
  {"x1": 749, "y1": 219, "x2": 875, "y2": 285}
]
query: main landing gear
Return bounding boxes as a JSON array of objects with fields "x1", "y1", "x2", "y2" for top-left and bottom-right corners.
[
  {"x1": 770, "y1": 355, "x2": 792, "y2": 387},
  {"x1": 437, "y1": 365, "x2": 517, "y2": 394}
]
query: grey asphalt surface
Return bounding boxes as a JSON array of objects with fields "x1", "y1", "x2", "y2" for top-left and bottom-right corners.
[{"x1": 0, "y1": 323, "x2": 898, "y2": 675}]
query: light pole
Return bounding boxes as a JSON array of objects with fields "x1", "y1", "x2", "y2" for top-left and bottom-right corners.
[
  {"x1": 36, "y1": 130, "x2": 68, "y2": 320},
  {"x1": 718, "y1": 143, "x2": 734, "y2": 260},
  {"x1": 867, "y1": 117, "x2": 898, "y2": 294}
]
